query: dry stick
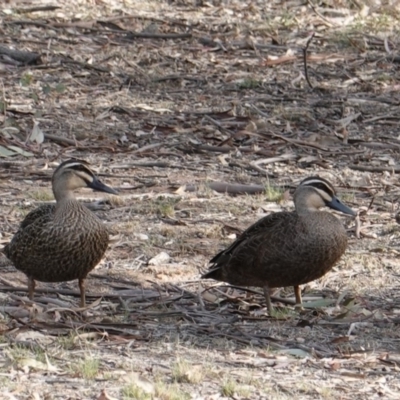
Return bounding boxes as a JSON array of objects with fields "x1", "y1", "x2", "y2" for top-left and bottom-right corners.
[
  {"x1": 249, "y1": 107, "x2": 330, "y2": 151},
  {"x1": 15, "y1": 5, "x2": 61, "y2": 13},
  {"x1": 366, "y1": 195, "x2": 375, "y2": 213},
  {"x1": 349, "y1": 165, "x2": 400, "y2": 173},
  {"x1": 204, "y1": 114, "x2": 234, "y2": 136},
  {"x1": 110, "y1": 162, "x2": 170, "y2": 169},
  {"x1": 191, "y1": 144, "x2": 275, "y2": 158},
  {"x1": 256, "y1": 129, "x2": 329, "y2": 152},
  {"x1": 45, "y1": 133, "x2": 80, "y2": 147},
  {"x1": 229, "y1": 326, "x2": 287, "y2": 349},
  {"x1": 152, "y1": 75, "x2": 205, "y2": 83},
  {"x1": 44, "y1": 134, "x2": 115, "y2": 153},
  {"x1": 99, "y1": 15, "x2": 192, "y2": 29},
  {"x1": 354, "y1": 214, "x2": 361, "y2": 239},
  {"x1": 199, "y1": 37, "x2": 289, "y2": 51},
  {"x1": 8, "y1": 20, "x2": 93, "y2": 30},
  {"x1": 203, "y1": 284, "x2": 297, "y2": 306},
  {"x1": 190, "y1": 144, "x2": 233, "y2": 153},
  {"x1": 256, "y1": 130, "x2": 362, "y2": 155},
  {"x1": 124, "y1": 31, "x2": 192, "y2": 40},
  {"x1": 306, "y1": 0, "x2": 335, "y2": 27},
  {"x1": 62, "y1": 59, "x2": 111, "y2": 74},
  {"x1": 34, "y1": 320, "x2": 146, "y2": 337},
  {"x1": 183, "y1": 182, "x2": 266, "y2": 195},
  {"x1": 0, "y1": 285, "x2": 164, "y2": 300},
  {"x1": 303, "y1": 32, "x2": 315, "y2": 89},
  {"x1": 0, "y1": 45, "x2": 41, "y2": 65},
  {"x1": 0, "y1": 160, "x2": 35, "y2": 168}
]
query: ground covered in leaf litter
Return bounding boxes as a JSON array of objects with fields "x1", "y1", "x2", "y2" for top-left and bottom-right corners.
[{"x1": 0, "y1": 0, "x2": 400, "y2": 398}]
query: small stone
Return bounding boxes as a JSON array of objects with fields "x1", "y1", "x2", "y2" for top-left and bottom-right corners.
[
  {"x1": 148, "y1": 252, "x2": 170, "y2": 266},
  {"x1": 135, "y1": 233, "x2": 149, "y2": 241}
]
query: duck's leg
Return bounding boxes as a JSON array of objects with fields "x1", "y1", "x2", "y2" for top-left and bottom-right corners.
[
  {"x1": 294, "y1": 285, "x2": 304, "y2": 309},
  {"x1": 263, "y1": 285, "x2": 273, "y2": 314},
  {"x1": 78, "y1": 278, "x2": 86, "y2": 308},
  {"x1": 28, "y1": 277, "x2": 35, "y2": 300}
]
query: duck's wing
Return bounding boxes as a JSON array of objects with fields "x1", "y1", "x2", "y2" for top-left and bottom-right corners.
[
  {"x1": 204, "y1": 211, "x2": 293, "y2": 277},
  {"x1": 3, "y1": 205, "x2": 55, "y2": 260},
  {"x1": 20, "y1": 204, "x2": 55, "y2": 228}
]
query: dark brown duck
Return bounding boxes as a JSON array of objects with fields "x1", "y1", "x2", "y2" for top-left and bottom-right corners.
[
  {"x1": 202, "y1": 176, "x2": 356, "y2": 313},
  {"x1": 4, "y1": 159, "x2": 118, "y2": 307}
]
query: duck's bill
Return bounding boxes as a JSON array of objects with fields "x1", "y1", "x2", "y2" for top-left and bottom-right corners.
[
  {"x1": 327, "y1": 196, "x2": 356, "y2": 216},
  {"x1": 89, "y1": 177, "x2": 118, "y2": 195}
]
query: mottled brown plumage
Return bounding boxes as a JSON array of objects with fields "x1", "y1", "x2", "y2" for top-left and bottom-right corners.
[
  {"x1": 202, "y1": 177, "x2": 356, "y2": 313},
  {"x1": 4, "y1": 159, "x2": 118, "y2": 307}
]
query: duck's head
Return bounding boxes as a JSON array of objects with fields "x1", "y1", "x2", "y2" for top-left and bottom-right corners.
[
  {"x1": 294, "y1": 176, "x2": 356, "y2": 216},
  {"x1": 52, "y1": 159, "x2": 118, "y2": 200}
]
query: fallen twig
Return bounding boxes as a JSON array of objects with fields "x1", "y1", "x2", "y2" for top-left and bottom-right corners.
[
  {"x1": 14, "y1": 5, "x2": 61, "y2": 13},
  {"x1": 349, "y1": 165, "x2": 400, "y2": 173},
  {"x1": 306, "y1": 0, "x2": 335, "y2": 27},
  {"x1": 124, "y1": 31, "x2": 192, "y2": 40},
  {"x1": 303, "y1": 32, "x2": 315, "y2": 89},
  {"x1": 180, "y1": 182, "x2": 266, "y2": 195},
  {"x1": 0, "y1": 45, "x2": 41, "y2": 65}
]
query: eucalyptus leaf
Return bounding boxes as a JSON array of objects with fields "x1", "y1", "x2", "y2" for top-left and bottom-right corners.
[
  {"x1": 0, "y1": 127, "x2": 19, "y2": 138},
  {"x1": 278, "y1": 348, "x2": 310, "y2": 358},
  {"x1": 0, "y1": 101, "x2": 7, "y2": 113},
  {"x1": 7, "y1": 145, "x2": 34, "y2": 157},
  {"x1": 333, "y1": 311, "x2": 350, "y2": 320},
  {"x1": 42, "y1": 84, "x2": 51, "y2": 94},
  {"x1": 302, "y1": 299, "x2": 336, "y2": 309},
  {"x1": 28, "y1": 120, "x2": 44, "y2": 144},
  {"x1": 0, "y1": 145, "x2": 17, "y2": 157},
  {"x1": 55, "y1": 83, "x2": 66, "y2": 93}
]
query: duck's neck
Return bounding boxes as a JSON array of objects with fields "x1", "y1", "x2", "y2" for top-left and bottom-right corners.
[
  {"x1": 296, "y1": 208, "x2": 317, "y2": 218},
  {"x1": 53, "y1": 188, "x2": 78, "y2": 214},
  {"x1": 52, "y1": 180, "x2": 76, "y2": 202},
  {"x1": 294, "y1": 190, "x2": 320, "y2": 216},
  {"x1": 54, "y1": 196, "x2": 87, "y2": 224}
]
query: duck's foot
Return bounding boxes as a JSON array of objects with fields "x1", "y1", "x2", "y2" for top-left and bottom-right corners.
[
  {"x1": 294, "y1": 285, "x2": 303, "y2": 307},
  {"x1": 79, "y1": 278, "x2": 86, "y2": 308},
  {"x1": 263, "y1": 285, "x2": 273, "y2": 315},
  {"x1": 294, "y1": 303, "x2": 305, "y2": 311}
]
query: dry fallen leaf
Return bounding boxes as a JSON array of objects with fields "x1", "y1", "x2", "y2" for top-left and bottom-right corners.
[
  {"x1": 18, "y1": 356, "x2": 58, "y2": 372},
  {"x1": 97, "y1": 389, "x2": 118, "y2": 400},
  {"x1": 122, "y1": 372, "x2": 155, "y2": 394},
  {"x1": 27, "y1": 120, "x2": 44, "y2": 144}
]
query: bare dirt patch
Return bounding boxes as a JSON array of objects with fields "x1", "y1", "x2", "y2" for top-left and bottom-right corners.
[{"x1": 1, "y1": 0, "x2": 400, "y2": 399}]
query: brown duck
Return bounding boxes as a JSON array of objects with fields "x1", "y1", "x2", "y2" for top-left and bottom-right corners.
[
  {"x1": 4, "y1": 159, "x2": 117, "y2": 307},
  {"x1": 202, "y1": 176, "x2": 356, "y2": 313}
]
